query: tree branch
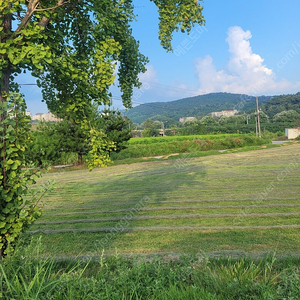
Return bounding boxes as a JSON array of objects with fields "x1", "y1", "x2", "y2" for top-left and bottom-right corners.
[
  {"x1": 35, "y1": 0, "x2": 71, "y2": 12},
  {"x1": 14, "y1": 0, "x2": 72, "y2": 33},
  {"x1": 14, "y1": 0, "x2": 40, "y2": 34},
  {"x1": 38, "y1": 0, "x2": 81, "y2": 29},
  {"x1": 13, "y1": 13, "x2": 23, "y2": 21}
]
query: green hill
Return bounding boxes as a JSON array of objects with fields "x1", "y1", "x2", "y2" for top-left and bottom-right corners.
[
  {"x1": 125, "y1": 92, "x2": 270, "y2": 124},
  {"x1": 260, "y1": 92, "x2": 300, "y2": 118}
]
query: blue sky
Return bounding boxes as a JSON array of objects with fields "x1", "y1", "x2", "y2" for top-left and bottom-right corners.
[{"x1": 19, "y1": 0, "x2": 300, "y2": 114}]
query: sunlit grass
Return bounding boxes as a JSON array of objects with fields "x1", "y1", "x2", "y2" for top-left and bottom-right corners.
[{"x1": 26, "y1": 143, "x2": 300, "y2": 257}]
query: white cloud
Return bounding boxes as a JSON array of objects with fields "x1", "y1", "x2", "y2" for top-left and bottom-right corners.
[
  {"x1": 133, "y1": 65, "x2": 198, "y2": 103},
  {"x1": 194, "y1": 26, "x2": 300, "y2": 95},
  {"x1": 138, "y1": 64, "x2": 158, "y2": 86}
]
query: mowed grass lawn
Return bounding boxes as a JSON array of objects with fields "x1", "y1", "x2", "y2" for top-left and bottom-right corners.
[{"x1": 26, "y1": 143, "x2": 300, "y2": 257}]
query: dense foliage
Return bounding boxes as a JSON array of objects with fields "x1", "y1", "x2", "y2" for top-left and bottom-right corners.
[
  {"x1": 27, "y1": 109, "x2": 131, "y2": 167},
  {"x1": 261, "y1": 93, "x2": 300, "y2": 118},
  {"x1": 0, "y1": 96, "x2": 44, "y2": 257},
  {"x1": 95, "y1": 109, "x2": 131, "y2": 153},
  {"x1": 0, "y1": 0, "x2": 206, "y2": 257}
]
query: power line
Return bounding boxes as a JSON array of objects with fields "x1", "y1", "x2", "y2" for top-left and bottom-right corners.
[
  {"x1": 18, "y1": 83, "x2": 199, "y2": 111},
  {"x1": 19, "y1": 81, "x2": 199, "y2": 98},
  {"x1": 142, "y1": 81, "x2": 199, "y2": 97},
  {"x1": 18, "y1": 83, "x2": 38, "y2": 85}
]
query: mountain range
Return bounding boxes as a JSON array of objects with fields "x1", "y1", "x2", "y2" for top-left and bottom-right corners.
[{"x1": 124, "y1": 92, "x2": 272, "y2": 124}]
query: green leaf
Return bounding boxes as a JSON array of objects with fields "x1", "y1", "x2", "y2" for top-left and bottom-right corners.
[{"x1": 6, "y1": 159, "x2": 14, "y2": 165}]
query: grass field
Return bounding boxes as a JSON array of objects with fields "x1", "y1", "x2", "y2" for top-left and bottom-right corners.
[{"x1": 26, "y1": 142, "x2": 300, "y2": 258}]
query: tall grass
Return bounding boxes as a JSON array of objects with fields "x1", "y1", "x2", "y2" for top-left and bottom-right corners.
[{"x1": 1, "y1": 239, "x2": 300, "y2": 299}]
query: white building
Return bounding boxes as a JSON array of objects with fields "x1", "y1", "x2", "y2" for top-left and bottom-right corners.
[
  {"x1": 211, "y1": 110, "x2": 239, "y2": 118},
  {"x1": 285, "y1": 128, "x2": 300, "y2": 139},
  {"x1": 31, "y1": 112, "x2": 61, "y2": 122}
]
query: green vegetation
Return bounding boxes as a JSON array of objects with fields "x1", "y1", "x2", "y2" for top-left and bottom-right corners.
[
  {"x1": 24, "y1": 143, "x2": 300, "y2": 257},
  {"x1": 111, "y1": 134, "x2": 270, "y2": 159},
  {"x1": 2, "y1": 238, "x2": 300, "y2": 299},
  {"x1": 138, "y1": 111, "x2": 299, "y2": 137},
  {"x1": 2, "y1": 140, "x2": 300, "y2": 299},
  {"x1": 125, "y1": 92, "x2": 271, "y2": 123},
  {"x1": 261, "y1": 92, "x2": 300, "y2": 118},
  {"x1": 26, "y1": 109, "x2": 131, "y2": 167},
  {"x1": 1, "y1": 0, "x2": 205, "y2": 257},
  {"x1": 0, "y1": 96, "x2": 45, "y2": 257},
  {"x1": 127, "y1": 92, "x2": 300, "y2": 136}
]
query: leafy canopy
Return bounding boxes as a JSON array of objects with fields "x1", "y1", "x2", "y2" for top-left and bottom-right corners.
[{"x1": 1, "y1": 0, "x2": 205, "y2": 116}]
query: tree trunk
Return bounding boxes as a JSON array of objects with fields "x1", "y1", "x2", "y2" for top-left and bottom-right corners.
[
  {"x1": 78, "y1": 154, "x2": 82, "y2": 165},
  {"x1": 0, "y1": 10, "x2": 12, "y2": 105}
]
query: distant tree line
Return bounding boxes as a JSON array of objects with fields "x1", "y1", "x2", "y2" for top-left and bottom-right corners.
[
  {"x1": 126, "y1": 92, "x2": 300, "y2": 125},
  {"x1": 140, "y1": 109, "x2": 300, "y2": 137}
]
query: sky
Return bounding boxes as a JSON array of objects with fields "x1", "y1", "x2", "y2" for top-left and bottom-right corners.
[{"x1": 18, "y1": 0, "x2": 300, "y2": 115}]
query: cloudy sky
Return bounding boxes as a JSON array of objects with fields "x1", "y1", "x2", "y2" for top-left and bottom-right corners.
[{"x1": 19, "y1": 0, "x2": 300, "y2": 114}]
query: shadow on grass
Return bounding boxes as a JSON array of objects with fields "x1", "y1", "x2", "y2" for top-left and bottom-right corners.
[
  {"x1": 26, "y1": 157, "x2": 207, "y2": 257},
  {"x1": 89, "y1": 159, "x2": 207, "y2": 254}
]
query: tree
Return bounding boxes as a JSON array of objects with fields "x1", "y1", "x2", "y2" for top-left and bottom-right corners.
[
  {"x1": 199, "y1": 115, "x2": 218, "y2": 126},
  {"x1": 149, "y1": 115, "x2": 179, "y2": 127},
  {"x1": 248, "y1": 111, "x2": 269, "y2": 124},
  {"x1": 142, "y1": 119, "x2": 159, "y2": 137},
  {"x1": 27, "y1": 121, "x2": 61, "y2": 167},
  {"x1": 27, "y1": 120, "x2": 89, "y2": 166},
  {"x1": 218, "y1": 115, "x2": 246, "y2": 125},
  {"x1": 27, "y1": 109, "x2": 131, "y2": 166},
  {"x1": 95, "y1": 109, "x2": 131, "y2": 153},
  {"x1": 272, "y1": 110, "x2": 299, "y2": 123},
  {"x1": 0, "y1": 1, "x2": 205, "y2": 257}
]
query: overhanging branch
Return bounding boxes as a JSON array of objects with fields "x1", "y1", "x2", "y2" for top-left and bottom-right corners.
[
  {"x1": 14, "y1": 0, "x2": 72, "y2": 33},
  {"x1": 35, "y1": 0, "x2": 71, "y2": 12}
]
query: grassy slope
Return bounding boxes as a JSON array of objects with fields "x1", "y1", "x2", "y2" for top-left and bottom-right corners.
[{"x1": 27, "y1": 143, "x2": 300, "y2": 257}]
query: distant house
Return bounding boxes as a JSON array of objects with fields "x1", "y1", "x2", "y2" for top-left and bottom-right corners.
[
  {"x1": 211, "y1": 110, "x2": 238, "y2": 118},
  {"x1": 7, "y1": 110, "x2": 31, "y2": 119},
  {"x1": 285, "y1": 128, "x2": 300, "y2": 139},
  {"x1": 31, "y1": 112, "x2": 61, "y2": 122},
  {"x1": 179, "y1": 117, "x2": 197, "y2": 123}
]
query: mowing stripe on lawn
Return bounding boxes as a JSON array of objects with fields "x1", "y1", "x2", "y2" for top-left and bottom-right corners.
[
  {"x1": 46, "y1": 197, "x2": 300, "y2": 210},
  {"x1": 42, "y1": 203, "x2": 300, "y2": 216},
  {"x1": 28, "y1": 224, "x2": 300, "y2": 234},
  {"x1": 43, "y1": 197, "x2": 300, "y2": 208},
  {"x1": 28, "y1": 144, "x2": 300, "y2": 256},
  {"x1": 35, "y1": 212, "x2": 300, "y2": 225}
]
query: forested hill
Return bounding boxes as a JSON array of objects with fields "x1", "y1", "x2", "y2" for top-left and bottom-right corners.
[
  {"x1": 125, "y1": 92, "x2": 271, "y2": 124},
  {"x1": 260, "y1": 92, "x2": 300, "y2": 118}
]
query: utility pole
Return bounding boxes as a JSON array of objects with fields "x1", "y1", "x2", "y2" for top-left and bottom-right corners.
[{"x1": 256, "y1": 97, "x2": 261, "y2": 138}]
